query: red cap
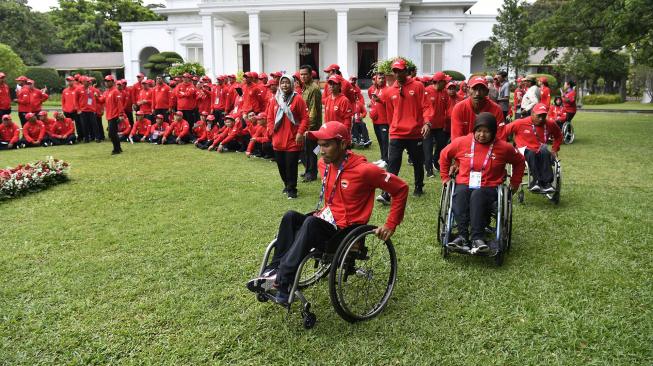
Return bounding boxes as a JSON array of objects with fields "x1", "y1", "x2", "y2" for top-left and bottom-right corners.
[
  {"x1": 183, "y1": 73, "x2": 192, "y2": 78},
  {"x1": 532, "y1": 103, "x2": 549, "y2": 115},
  {"x1": 293, "y1": 71, "x2": 301, "y2": 79},
  {"x1": 155, "y1": 114, "x2": 164, "y2": 119},
  {"x1": 104, "y1": 75, "x2": 115, "y2": 82},
  {"x1": 207, "y1": 115, "x2": 215, "y2": 121},
  {"x1": 256, "y1": 112, "x2": 267, "y2": 119},
  {"x1": 266, "y1": 79, "x2": 278, "y2": 86},
  {"x1": 323, "y1": 64, "x2": 340, "y2": 72},
  {"x1": 259, "y1": 72, "x2": 268, "y2": 79},
  {"x1": 421, "y1": 75, "x2": 432, "y2": 83},
  {"x1": 391, "y1": 59, "x2": 407, "y2": 71},
  {"x1": 517, "y1": 77, "x2": 523, "y2": 83},
  {"x1": 224, "y1": 114, "x2": 236, "y2": 121},
  {"x1": 539, "y1": 76, "x2": 548, "y2": 83},
  {"x1": 270, "y1": 71, "x2": 282, "y2": 77},
  {"x1": 312, "y1": 70, "x2": 318, "y2": 79},
  {"x1": 169, "y1": 81, "x2": 177, "y2": 86},
  {"x1": 15, "y1": 76, "x2": 27, "y2": 81},
  {"x1": 137, "y1": 73, "x2": 145, "y2": 78},
  {"x1": 38, "y1": 111, "x2": 48, "y2": 116},
  {"x1": 446, "y1": 81, "x2": 457, "y2": 89},
  {"x1": 118, "y1": 79, "x2": 127, "y2": 85},
  {"x1": 307, "y1": 121, "x2": 351, "y2": 143},
  {"x1": 25, "y1": 112, "x2": 35, "y2": 120},
  {"x1": 54, "y1": 111, "x2": 63, "y2": 119},
  {"x1": 174, "y1": 111, "x2": 183, "y2": 116},
  {"x1": 201, "y1": 75, "x2": 211, "y2": 81},
  {"x1": 192, "y1": 76, "x2": 199, "y2": 81},
  {"x1": 433, "y1": 71, "x2": 448, "y2": 82},
  {"x1": 0, "y1": 72, "x2": 5, "y2": 79},
  {"x1": 2, "y1": 114, "x2": 11, "y2": 120},
  {"x1": 245, "y1": 71, "x2": 258, "y2": 79},
  {"x1": 65, "y1": 76, "x2": 74, "y2": 81},
  {"x1": 26, "y1": 79, "x2": 34, "y2": 84},
  {"x1": 327, "y1": 75, "x2": 342, "y2": 84},
  {"x1": 200, "y1": 111, "x2": 209, "y2": 116},
  {"x1": 228, "y1": 74, "x2": 236, "y2": 78},
  {"x1": 147, "y1": 79, "x2": 155, "y2": 85},
  {"x1": 135, "y1": 111, "x2": 145, "y2": 116},
  {"x1": 468, "y1": 76, "x2": 488, "y2": 89},
  {"x1": 349, "y1": 76, "x2": 358, "y2": 81}
]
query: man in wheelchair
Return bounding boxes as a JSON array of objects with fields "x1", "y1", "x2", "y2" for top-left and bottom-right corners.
[
  {"x1": 502, "y1": 103, "x2": 562, "y2": 193},
  {"x1": 439, "y1": 113, "x2": 525, "y2": 253},
  {"x1": 246, "y1": 121, "x2": 409, "y2": 304}
]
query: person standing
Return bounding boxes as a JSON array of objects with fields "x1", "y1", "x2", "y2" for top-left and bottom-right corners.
[
  {"x1": 539, "y1": 77, "x2": 551, "y2": 106},
  {"x1": 153, "y1": 76, "x2": 171, "y2": 120},
  {"x1": 0, "y1": 73, "x2": 11, "y2": 118},
  {"x1": 520, "y1": 76, "x2": 540, "y2": 117},
  {"x1": 423, "y1": 71, "x2": 450, "y2": 176},
  {"x1": 16, "y1": 81, "x2": 32, "y2": 126},
  {"x1": 300, "y1": 65, "x2": 322, "y2": 182},
  {"x1": 369, "y1": 72, "x2": 389, "y2": 167},
  {"x1": 561, "y1": 80, "x2": 577, "y2": 123},
  {"x1": 61, "y1": 76, "x2": 82, "y2": 139},
  {"x1": 266, "y1": 74, "x2": 309, "y2": 199},
  {"x1": 75, "y1": 76, "x2": 101, "y2": 142},
  {"x1": 175, "y1": 73, "x2": 198, "y2": 125},
  {"x1": 450, "y1": 76, "x2": 505, "y2": 141},
  {"x1": 102, "y1": 75, "x2": 124, "y2": 155},
  {"x1": 496, "y1": 71, "x2": 510, "y2": 119}
]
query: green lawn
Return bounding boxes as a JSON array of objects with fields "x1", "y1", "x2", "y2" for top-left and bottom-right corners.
[
  {"x1": 581, "y1": 101, "x2": 653, "y2": 110},
  {"x1": 1, "y1": 113, "x2": 652, "y2": 365}
]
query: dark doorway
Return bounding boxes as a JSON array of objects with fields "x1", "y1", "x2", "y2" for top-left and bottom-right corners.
[
  {"x1": 299, "y1": 43, "x2": 320, "y2": 80},
  {"x1": 357, "y1": 42, "x2": 378, "y2": 89},
  {"x1": 241, "y1": 44, "x2": 250, "y2": 72}
]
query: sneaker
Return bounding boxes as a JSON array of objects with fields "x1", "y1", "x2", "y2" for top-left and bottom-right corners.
[
  {"x1": 426, "y1": 170, "x2": 435, "y2": 178},
  {"x1": 376, "y1": 193, "x2": 390, "y2": 205},
  {"x1": 282, "y1": 187, "x2": 288, "y2": 194},
  {"x1": 287, "y1": 190, "x2": 297, "y2": 199},
  {"x1": 541, "y1": 184, "x2": 555, "y2": 193},
  {"x1": 471, "y1": 239, "x2": 489, "y2": 254},
  {"x1": 246, "y1": 269, "x2": 278, "y2": 293},
  {"x1": 68, "y1": 140, "x2": 74, "y2": 145},
  {"x1": 413, "y1": 186, "x2": 424, "y2": 197},
  {"x1": 447, "y1": 236, "x2": 470, "y2": 251},
  {"x1": 529, "y1": 183, "x2": 541, "y2": 192},
  {"x1": 363, "y1": 140, "x2": 373, "y2": 147},
  {"x1": 273, "y1": 289, "x2": 290, "y2": 305}
]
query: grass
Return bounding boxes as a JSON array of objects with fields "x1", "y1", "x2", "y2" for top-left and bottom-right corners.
[
  {"x1": 580, "y1": 101, "x2": 653, "y2": 110},
  {"x1": 1, "y1": 113, "x2": 652, "y2": 365}
]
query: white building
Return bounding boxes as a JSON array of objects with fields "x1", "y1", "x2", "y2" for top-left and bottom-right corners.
[{"x1": 120, "y1": 0, "x2": 497, "y2": 85}]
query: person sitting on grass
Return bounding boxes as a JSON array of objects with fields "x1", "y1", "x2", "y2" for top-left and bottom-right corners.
[
  {"x1": 501, "y1": 103, "x2": 562, "y2": 194},
  {"x1": 49, "y1": 112, "x2": 77, "y2": 145},
  {"x1": 209, "y1": 114, "x2": 241, "y2": 152},
  {"x1": 129, "y1": 111, "x2": 152, "y2": 143},
  {"x1": 38, "y1": 111, "x2": 56, "y2": 146},
  {"x1": 439, "y1": 112, "x2": 525, "y2": 254},
  {"x1": 162, "y1": 111, "x2": 190, "y2": 145},
  {"x1": 19, "y1": 113, "x2": 47, "y2": 148},
  {"x1": 246, "y1": 121, "x2": 409, "y2": 304},
  {"x1": 195, "y1": 115, "x2": 219, "y2": 150},
  {"x1": 148, "y1": 114, "x2": 169, "y2": 144},
  {"x1": 246, "y1": 112, "x2": 272, "y2": 158},
  {"x1": 0, "y1": 114, "x2": 20, "y2": 150},
  {"x1": 117, "y1": 114, "x2": 132, "y2": 142}
]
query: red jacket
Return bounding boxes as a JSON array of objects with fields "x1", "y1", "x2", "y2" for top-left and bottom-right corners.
[
  {"x1": 324, "y1": 94, "x2": 353, "y2": 130},
  {"x1": 317, "y1": 152, "x2": 409, "y2": 230},
  {"x1": 380, "y1": 78, "x2": 433, "y2": 139},
  {"x1": 196, "y1": 123, "x2": 219, "y2": 142},
  {"x1": 22, "y1": 120, "x2": 46, "y2": 143},
  {"x1": 104, "y1": 86, "x2": 125, "y2": 120},
  {"x1": 446, "y1": 94, "x2": 463, "y2": 131},
  {"x1": 121, "y1": 87, "x2": 133, "y2": 111},
  {"x1": 214, "y1": 122, "x2": 243, "y2": 146},
  {"x1": 41, "y1": 118, "x2": 56, "y2": 135},
  {"x1": 0, "y1": 121, "x2": 20, "y2": 144},
  {"x1": 513, "y1": 87, "x2": 524, "y2": 116},
  {"x1": 267, "y1": 93, "x2": 309, "y2": 152},
  {"x1": 30, "y1": 89, "x2": 48, "y2": 111},
  {"x1": 137, "y1": 88, "x2": 153, "y2": 114},
  {"x1": 117, "y1": 118, "x2": 131, "y2": 136},
  {"x1": 196, "y1": 89, "x2": 213, "y2": 114},
  {"x1": 192, "y1": 120, "x2": 206, "y2": 137},
  {"x1": 322, "y1": 78, "x2": 357, "y2": 105},
  {"x1": 439, "y1": 134, "x2": 525, "y2": 188},
  {"x1": 61, "y1": 86, "x2": 79, "y2": 113},
  {"x1": 548, "y1": 105, "x2": 567, "y2": 123},
  {"x1": 153, "y1": 83, "x2": 171, "y2": 110},
  {"x1": 149, "y1": 122, "x2": 169, "y2": 138},
  {"x1": 562, "y1": 89, "x2": 576, "y2": 113},
  {"x1": 51, "y1": 118, "x2": 75, "y2": 138},
  {"x1": 246, "y1": 124, "x2": 270, "y2": 153},
  {"x1": 17, "y1": 87, "x2": 32, "y2": 112},
  {"x1": 540, "y1": 85, "x2": 551, "y2": 106},
  {"x1": 501, "y1": 116, "x2": 563, "y2": 153},
  {"x1": 130, "y1": 118, "x2": 152, "y2": 137},
  {"x1": 368, "y1": 85, "x2": 388, "y2": 125},
  {"x1": 175, "y1": 82, "x2": 197, "y2": 111},
  {"x1": 130, "y1": 82, "x2": 142, "y2": 106},
  {"x1": 76, "y1": 86, "x2": 101, "y2": 113},
  {"x1": 164, "y1": 120, "x2": 189, "y2": 138},
  {"x1": 426, "y1": 86, "x2": 449, "y2": 129},
  {"x1": 0, "y1": 83, "x2": 10, "y2": 110},
  {"x1": 450, "y1": 97, "x2": 505, "y2": 141},
  {"x1": 241, "y1": 82, "x2": 266, "y2": 114}
]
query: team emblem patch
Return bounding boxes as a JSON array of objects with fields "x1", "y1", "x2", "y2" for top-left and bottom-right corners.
[
  {"x1": 334, "y1": 106, "x2": 339, "y2": 111},
  {"x1": 409, "y1": 90, "x2": 415, "y2": 96},
  {"x1": 341, "y1": 179, "x2": 349, "y2": 189}
]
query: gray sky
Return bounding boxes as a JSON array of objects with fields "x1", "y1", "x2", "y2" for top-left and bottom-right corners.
[{"x1": 27, "y1": 0, "x2": 168, "y2": 12}]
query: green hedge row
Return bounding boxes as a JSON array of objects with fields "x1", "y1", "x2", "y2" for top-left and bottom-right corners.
[{"x1": 582, "y1": 94, "x2": 623, "y2": 105}]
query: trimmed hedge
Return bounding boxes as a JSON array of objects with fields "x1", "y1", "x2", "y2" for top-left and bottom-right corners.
[
  {"x1": 442, "y1": 70, "x2": 466, "y2": 81},
  {"x1": 25, "y1": 67, "x2": 65, "y2": 93},
  {"x1": 582, "y1": 94, "x2": 623, "y2": 105},
  {"x1": 374, "y1": 57, "x2": 417, "y2": 75}
]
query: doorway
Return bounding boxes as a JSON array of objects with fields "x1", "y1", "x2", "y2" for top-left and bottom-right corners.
[
  {"x1": 357, "y1": 42, "x2": 378, "y2": 89},
  {"x1": 299, "y1": 43, "x2": 320, "y2": 79}
]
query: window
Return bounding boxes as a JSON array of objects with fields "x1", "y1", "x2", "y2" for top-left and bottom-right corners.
[
  {"x1": 187, "y1": 47, "x2": 204, "y2": 65},
  {"x1": 421, "y1": 42, "x2": 443, "y2": 74}
]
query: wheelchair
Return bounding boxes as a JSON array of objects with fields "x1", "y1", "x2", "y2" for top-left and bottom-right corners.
[
  {"x1": 253, "y1": 224, "x2": 397, "y2": 329},
  {"x1": 437, "y1": 179, "x2": 513, "y2": 266},
  {"x1": 562, "y1": 121, "x2": 575, "y2": 144},
  {"x1": 517, "y1": 157, "x2": 562, "y2": 204}
]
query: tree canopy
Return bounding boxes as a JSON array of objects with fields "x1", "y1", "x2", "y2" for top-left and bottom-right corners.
[{"x1": 484, "y1": 0, "x2": 530, "y2": 78}]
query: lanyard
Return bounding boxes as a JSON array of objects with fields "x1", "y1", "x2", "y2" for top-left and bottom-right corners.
[
  {"x1": 531, "y1": 123, "x2": 547, "y2": 144},
  {"x1": 470, "y1": 140, "x2": 493, "y2": 172},
  {"x1": 316, "y1": 154, "x2": 349, "y2": 210}
]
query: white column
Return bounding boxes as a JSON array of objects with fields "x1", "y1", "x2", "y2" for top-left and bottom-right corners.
[
  {"x1": 202, "y1": 15, "x2": 216, "y2": 78},
  {"x1": 336, "y1": 8, "x2": 349, "y2": 77},
  {"x1": 386, "y1": 8, "x2": 399, "y2": 59},
  {"x1": 248, "y1": 10, "x2": 262, "y2": 72},
  {"x1": 214, "y1": 21, "x2": 225, "y2": 75},
  {"x1": 121, "y1": 30, "x2": 134, "y2": 81},
  {"x1": 398, "y1": 9, "x2": 411, "y2": 58}
]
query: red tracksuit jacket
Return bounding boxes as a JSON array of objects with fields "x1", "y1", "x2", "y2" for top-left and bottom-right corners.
[
  {"x1": 426, "y1": 86, "x2": 449, "y2": 129},
  {"x1": 103, "y1": 87, "x2": 124, "y2": 120},
  {"x1": 241, "y1": 82, "x2": 266, "y2": 114},
  {"x1": 41, "y1": 118, "x2": 56, "y2": 135},
  {"x1": 149, "y1": 122, "x2": 169, "y2": 138},
  {"x1": 324, "y1": 94, "x2": 353, "y2": 130},
  {"x1": 192, "y1": 120, "x2": 206, "y2": 137},
  {"x1": 22, "y1": 120, "x2": 46, "y2": 143},
  {"x1": 379, "y1": 78, "x2": 433, "y2": 140},
  {"x1": 450, "y1": 97, "x2": 505, "y2": 141},
  {"x1": 317, "y1": 152, "x2": 409, "y2": 230},
  {"x1": 540, "y1": 86, "x2": 551, "y2": 106},
  {"x1": 137, "y1": 88, "x2": 153, "y2": 114},
  {"x1": 196, "y1": 89, "x2": 212, "y2": 114},
  {"x1": 76, "y1": 86, "x2": 100, "y2": 113},
  {"x1": 175, "y1": 82, "x2": 197, "y2": 111},
  {"x1": 17, "y1": 87, "x2": 32, "y2": 112},
  {"x1": 164, "y1": 120, "x2": 189, "y2": 139},
  {"x1": 51, "y1": 118, "x2": 75, "y2": 138},
  {"x1": 196, "y1": 124, "x2": 219, "y2": 142},
  {"x1": 61, "y1": 86, "x2": 79, "y2": 113},
  {"x1": 368, "y1": 85, "x2": 388, "y2": 125},
  {"x1": 548, "y1": 105, "x2": 567, "y2": 123},
  {"x1": 117, "y1": 118, "x2": 131, "y2": 135},
  {"x1": 0, "y1": 84, "x2": 10, "y2": 110},
  {"x1": 439, "y1": 134, "x2": 525, "y2": 188},
  {"x1": 121, "y1": 87, "x2": 133, "y2": 112},
  {"x1": 266, "y1": 93, "x2": 309, "y2": 152},
  {"x1": 153, "y1": 84, "x2": 171, "y2": 110},
  {"x1": 562, "y1": 89, "x2": 576, "y2": 113},
  {"x1": 0, "y1": 122, "x2": 19, "y2": 144},
  {"x1": 501, "y1": 117, "x2": 563, "y2": 153},
  {"x1": 30, "y1": 89, "x2": 48, "y2": 112},
  {"x1": 130, "y1": 118, "x2": 152, "y2": 137}
]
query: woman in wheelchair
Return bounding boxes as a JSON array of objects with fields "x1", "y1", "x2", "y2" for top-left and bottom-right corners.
[
  {"x1": 439, "y1": 113, "x2": 525, "y2": 253},
  {"x1": 247, "y1": 121, "x2": 409, "y2": 304},
  {"x1": 502, "y1": 103, "x2": 562, "y2": 193}
]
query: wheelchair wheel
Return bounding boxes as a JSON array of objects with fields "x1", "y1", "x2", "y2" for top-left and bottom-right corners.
[
  {"x1": 547, "y1": 160, "x2": 562, "y2": 204},
  {"x1": 329, "y1": 225, "x2": 397, "y2": 323},
  {"x1": 437, "y1": 181, "x2": 453, "y2": 245},
  {"x1": 562, "y1": 122, "x2": 575, "y2": 144},
  {"x1": 297, "y1": 251, "x2": 331, "y2": 289}
]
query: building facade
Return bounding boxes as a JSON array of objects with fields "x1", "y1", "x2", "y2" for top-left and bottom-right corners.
[{"x1": 120, "y1": 0, "x2": 496, "y2": 84}]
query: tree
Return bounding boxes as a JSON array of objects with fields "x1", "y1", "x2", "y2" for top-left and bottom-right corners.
[
  {"x1": 168, "y1": 63, "x2": 205, "y2": 78},
  {"x1": 485, "y1": 0, "x2": 530, "y2": 79},
  {"x1": 0, "y1": 43, "x2": 28, "y2": 91},
  {"x1": 143, "y1": 51, "x2": 184, "y2": 77},
  {"x1": 50, "y1": 0, "x2": 164, "y2": 53},
  {"x1": 25, "y1": 67, "x2": 65, "y2": 93},
  {"x1": 0, "y1": 0, "x2": 65, "y2": 65}
]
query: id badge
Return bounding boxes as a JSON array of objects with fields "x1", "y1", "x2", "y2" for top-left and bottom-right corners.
[
  {"x1": 87, "y1": 97, "x2": 93, "y2": 105},
  {"x1": 316, "y1": 206, "x2": 337, "y2": 228},
  {"x1": 469, "y1": 171, "x2": 482, "y2": 189}
]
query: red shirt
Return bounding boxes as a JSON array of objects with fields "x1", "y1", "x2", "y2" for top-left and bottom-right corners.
[
  {"x1": 30, "y1": 89, "x2": 48, "y2": 111},
  {"x1": 548, "y1": 105, "x2": 567, "y2": 123},
  {"x1": 241, "y1": 82, "x2": 266, "y2": 114},
  {"x1": 164, "y1": 120, "x2": 189, "y2": 138},
  {"x1": 562, "y1": 89, "x2": 576, "y2": 113},
  {"x1": 426, "y1": 86, "x2": 449, "y2": 129},
  {"x1": 501, "y1": 116, "x2": 563, "y2": 153},
  {"x1": 0, "y1": 83, "x2": 9, "y2": 110},
  {"x1": 196, "y1": 123, "x2": 219, "y2": 142},
  {"x1": 104, "y1": 86, "x2": 125, "y2": 120},
  {"x1": 0, "y1": 121, "x2": 19, "y2": 144},
  {"x1": 439, "y1": 134, "x2": 525, "y2": 188},
  {"x1": 51, "y1": 118, "x2": 75, "y2": 138},
  {"x1": 317, "y1": 152, "x2": 408, "y2": 230},
  {"x1": 196, "y1": 89, "x2": 212, "y2": 114},
  {"x1": 175, "y1": 82, "x2": 197, "y2": 111},
  {"x1": 324, "y1": 94, "x2": 353, "y2": 130},
  {"x1": 22, "y1": 120, "x2": 46, "y2": 143},
  {"x1": 17, "y1": 87, "x2": 32, "y2": 112},
  {"x1": 149, "y1": 122, "x2": 169, "y2": 138},
  {"x1": 137, "y1": 88, "x2": 153, "y2": 114},
  {"x1": 61, "y1": 86, "x2": 79, "y2": 113},
  {"x1": 76, "y1": 86, "x2": 100, "y2": 113},
  {"x1": 153, "y1": 83, "x2": 171, "y2": 110},
  {"x1": 130, "y1": 118, "x2": 152, "y2": 137},
  {"x1": 266, "y1": 93, "x2": 309, "y2": 152},
  {"x1": 368, "y1": 85, "x2": 388, "y2": 125},
  {"x1": 380, "y1": 78, "x2": 433, "y2": 139},
  {"x1": 41, "y1": 118, "x2": 56, "y2": 135},
  {"x1": 450, "y1": 97, "x2": 505, "y2": 141},
  {"x1": 540, "y1": 85, "x2": 551, "y2": 106},
  {"x1": 121, "y1": 87, "x2": 133, "y2": 111},
  {"x1": 117, "y1": 118, "x2": 131, "y2": 135},
  {"x1": 192, "y1": 119, "x2": 206, "y2": 137}
]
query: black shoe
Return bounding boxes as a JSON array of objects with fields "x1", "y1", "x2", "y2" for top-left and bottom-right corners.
[
  {"x1": 447, "y1": 236, "x2": 470, "y2": 251},
  {"x1": 111, "y1": 150, "x2": 121, "y2": 155},
  {"x1": 287, "y1": 190, "x2": 297, "y2": 199},
  {"x1": 471, "y1": 239, "x2": 489, "y2": 254},
  {"x1": 96, "y1": 139, "x2": 102, "y2": 143},
  {"x1": 302, "y1": 175, "x2": 316, "y2": 182},
  {"x1": 282, "y1": 187, "x2": 288, "y2": 194},
  {"x1": 541, "y1": 184, "x2": 555, "y2": 193},
  {"x1": 413, "y1": 186, "x2": 424, "y2": 197},
  {"x1": 376, "y1": 193, "x2": 390, "y2": 205},
  {"x1": 246, "y1": 269, "x2": 278, "y2": 293},
  {"x1": 273, "y1": 289, "x2": 290, "y2": 305},
  {"x1": 426, "y1": 170, "x2": 435, "y2": 178}
]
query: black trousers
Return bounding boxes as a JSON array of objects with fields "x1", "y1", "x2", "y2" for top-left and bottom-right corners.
[
  {"x1": 274, "y1": 150, "x2": 300, "y2": 194},
  {"x1": 452, "y1": 184, "x2": 497, "y2": 240},
  {"x1": 524, "y1": 148, "x2": 554, "y2": 184},
  {"x1": 352, "y1": 121, "x2": 370, "y2": 142},
  {"x1": 0, "y1": 141, "x2": 17, "y2": 149},
  {"x1": 566, "y1": 112, "x2": 576, "y2": 123},
  {"x1": 18, "y1": 138, "x2": 45, "y2": 147},
  {"x1": 107, "y1": 117, "x2": 122, "y2": 152},
  {"x1": 96, "y1": 114, "x2": 105, "y2": 139},
  {"x1": 303, "y1": 137, "x2": 318, "y2": 179},
  {"x1": 213, "y1": 110, "x2": 225, "y2": 127},
  {"x1": 196, "y1": 140, "x2": 213, "y2": 149},
  {"x1": 80, "y1": 111, "x2": 98, "y2": 141},
  {"x1": 181, "y1": 110, "x2": 196, "y2": 126},
  {"x1": 124, "y1": 110, "x2": 134, "y2": 126},
  {"x1": 423, "y1": 128, "x2": 450, "y2": 172},
  {"x1": 130, "y1": 134, "x2": 146, "y2": 142},
  {"x1": 388, "y1": 138, "x2": 424, "y2": 189},
  {"x1": 271, "y1": 211, "x2": 338, "y2": 289},
  {"x1": 163, "y1": 134, "x2": 190, "y2": 144},
  {"x1": 51, "y1": 135, "x2": 77, "y2": 145},
  {"x1": 0, "y1": 109, "x2": 11, "y2": 119},
  {"x1": 373, "y1": 124, "x2": 389, "y2": 162},
  {"x1": 64, "y1": 112, "x2": 82, "y2": 139},
  {"x1": 18, "y1": 112, "x2": 28, "y2": 127}
]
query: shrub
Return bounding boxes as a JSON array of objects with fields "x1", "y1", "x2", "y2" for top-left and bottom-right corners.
[
  {"x1": 25, "y1": 67, "x2": 65, "y2": 93},
  {"x1": 582, "y1": 94, "x2": 623, "y2": 105},
  {"x1": 145, "y1": 51, "x2": 184, "y2": 78},
  {"x1": 374, "y1": 57, "x2": 417, "y2": 75},
  {"x1": 442, "y1": 70, "x2": 466, "y2": 81},
  {"x1": 167, "y1": 63, "x2": 205, "y2": 78},
  {"x1": 0, "y1": 43, "x2": 28, "y2": 94}
]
